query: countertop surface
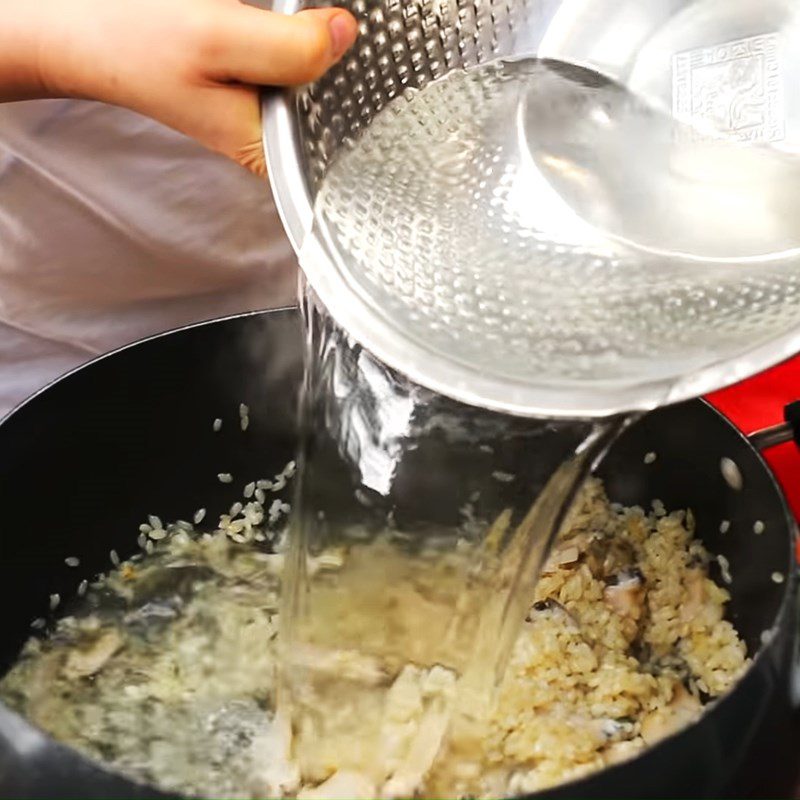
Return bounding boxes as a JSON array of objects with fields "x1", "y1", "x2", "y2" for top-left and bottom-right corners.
[
  {"x1": 708, "y1": 354, "x2": 800, "y2": 525},
  {"x1": 708, "y1": 355, "x2": 800, "y2": 799}
]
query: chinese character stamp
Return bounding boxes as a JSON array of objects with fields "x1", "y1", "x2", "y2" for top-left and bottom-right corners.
[{"x1": 673, "y1": 32, "x2": 784, "y2": 143}]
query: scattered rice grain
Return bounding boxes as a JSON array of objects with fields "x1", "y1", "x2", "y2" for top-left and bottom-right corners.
[
  {"x1": 64, "y1": 557, "x2": 80, "y2": 568},
  {"x1": 716, "y1": 554, "x2": 732, "y2": 585},
  {"x1": 720, "y1": 457, "x2": 743, "y2": 491},
  {"x1": 149, "y1": 529, "x2": 168, "y2": 541},
  {"x1": 213, "y1": 418, "x2": 223, "y2": 432},
  {"x1": 217, "y1": 473, "x2": 233, "y2": 484},
  {"x1": 753, "y1": 520, "x2": 765, "y2": 535},
  {"x1": 643, "y1": 451, "x2": 657, "y2": 464},
  {"x1": 243, "y1": 482, "x2": 256, "y2": 499},
  {"x1": 49, "y1": 593, "x2": 60, "y2": 611},
  {"x1": 193, "y1": 508, "x2": 207, "y2": 525},
  {"x1": 77, "y1": 580, "x2": 88, "y2": 597},
  {"x1": 719, "y1": 520, "x2": 730, "y2": 534},
  {"x1": 30, "y1": 618, "x2": 46, "y2": 630},
  {"x1": 109, "y1": 549, "x2": 120, "y2": 567},
  {"x1": 771, "y1": 571, "x2": 785, "y2": 584},
  {"x1": 492, "y1": 470, "x2": 515, "y2": 483}
]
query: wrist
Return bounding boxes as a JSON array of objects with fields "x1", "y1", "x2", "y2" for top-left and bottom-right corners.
[{"x1": 33, "y1": 0, "x2": 102, "y2": 100}]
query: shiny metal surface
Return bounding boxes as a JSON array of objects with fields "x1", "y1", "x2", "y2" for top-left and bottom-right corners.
[{"x1": 263, "y1": 0, "x2": 800, "y2": 417}]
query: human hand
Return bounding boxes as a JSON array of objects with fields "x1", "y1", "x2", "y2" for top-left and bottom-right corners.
[{"x1": 5, "y1": 0, "x2": 358, "y2": 176}]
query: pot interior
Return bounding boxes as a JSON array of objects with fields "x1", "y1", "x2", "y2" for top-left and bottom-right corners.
[{"x1": 0, "y1": 307, "x2": 793, "y2": 796}]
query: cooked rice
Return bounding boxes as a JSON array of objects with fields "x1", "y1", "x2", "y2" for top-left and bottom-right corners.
[{"x1": 0, "y1": 479, "x2": 749, "y2": 799}]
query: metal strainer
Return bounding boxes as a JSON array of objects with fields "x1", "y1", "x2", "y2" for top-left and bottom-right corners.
[{"x1": 263, "y1": 0, "x2": 800, "y2": 417}]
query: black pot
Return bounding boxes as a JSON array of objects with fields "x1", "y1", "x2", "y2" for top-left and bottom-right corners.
[{"x1": 0, "y1": 308, "x2": 796, "y2": 799}]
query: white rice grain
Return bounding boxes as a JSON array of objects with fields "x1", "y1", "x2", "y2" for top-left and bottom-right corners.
[
  {"x1": 753, "y1": 520, "x2": 765, "y2": 535},
  {"x1": 49, "y1": 593, "x2": 60, "y2": 610},
  {"x1": 492, "y1": 471, "x2": 515, "y2": 483},
  {"x1": 213, "y1": 418, "x2": 223, "y2": 432},
  {"x1": 149, "y1": 529, "x2": 168, "y2": 541},
  {"x1": 643, "y1": 451, "x2": 657, "y2": 465},
  {"x1": 77, "y1": 579, "x2": 88, "y2": 597},
  {"x1": 31, "y1": 618, "x2": 46, "y2": 630},
  {"x1": 771, "y1": 571, "x2": 785, "y2": 584},
  {"x1": 720, "y1": 458, "x2": 743, "y2": 491},
  {"x1": 268, "y1": 499, "x2": 284, "y2": 524},
  {"x1": 193, "y1": 508, "x2": 207, "y2": 525},
  {"x1": 716, "y1": 554, "x2": 732, "y2": 585},
  {"x1": 110, "y1": 549, "x2": 120, "y2": 567},
  {"x1": 64, "y1": 557, "x2": 80, "y2": 568},
  {"x1": 244, "y1": 482, "x2": 256, "y2": 499},
  {"x1": 218, "y1": 473, "x2": 233, "y2": 484},
  {"x1": 719, "y1": 520, "x2": 731, "y2": 534}
]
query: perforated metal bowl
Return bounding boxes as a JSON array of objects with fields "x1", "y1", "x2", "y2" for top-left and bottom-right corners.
[{"x1": 263, "y1": 0, "x2": 800, "y2": 417}]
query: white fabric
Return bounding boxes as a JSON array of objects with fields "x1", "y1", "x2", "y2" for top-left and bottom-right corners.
[{"x1": 0, "y1": 98, "x2": 297, "y2": 417}]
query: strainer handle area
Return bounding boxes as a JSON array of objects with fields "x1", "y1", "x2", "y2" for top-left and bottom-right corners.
[{"x1": 749, "y1": 402, "x2": 800, "y2": 451}]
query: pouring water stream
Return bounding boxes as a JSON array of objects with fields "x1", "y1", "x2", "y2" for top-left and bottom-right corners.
[{"x1": 275, "y1": 55, "x2": 800, "y2": 794}]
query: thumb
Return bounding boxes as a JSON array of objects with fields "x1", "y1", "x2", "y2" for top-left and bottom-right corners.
[{"x1": 213, "y1": 6, "x2": 359, "y2": 86}]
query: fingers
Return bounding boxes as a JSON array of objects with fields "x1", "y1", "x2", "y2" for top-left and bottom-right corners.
[
  {"x1": 181, "y1": 81, "x2": 267, "y2": 176},
  {"x1": 210, "y1": 6, "x2": 359, "y2": 86}
]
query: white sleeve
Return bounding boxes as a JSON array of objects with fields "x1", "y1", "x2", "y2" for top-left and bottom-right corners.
[{"x1": 0, "y1": 98, "x2": 297, "y2": 414}]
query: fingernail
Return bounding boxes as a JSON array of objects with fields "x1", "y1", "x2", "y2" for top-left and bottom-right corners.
[{"x1": 328, "y1": 12, "x2": 356, "y2": 60}]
